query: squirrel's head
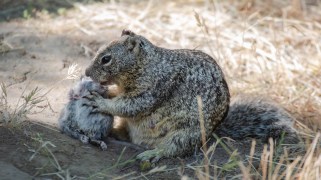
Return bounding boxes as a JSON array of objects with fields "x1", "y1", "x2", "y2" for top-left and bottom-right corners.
[{"x1": 85, "y1": 29, "x2": 152, "y2": 85}]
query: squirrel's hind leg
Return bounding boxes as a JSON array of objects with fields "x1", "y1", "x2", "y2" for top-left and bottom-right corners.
[{"x1": 136, "y1": 127, "x2": 202, "y2": 163}]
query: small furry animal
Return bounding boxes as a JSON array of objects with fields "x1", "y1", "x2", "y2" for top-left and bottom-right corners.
[
  {"x1": 84, "y1": 30, "x2": 297, "y2": 161},
  {"x1": 58, "y1": 76, "x2": 113, "y2": 150}
]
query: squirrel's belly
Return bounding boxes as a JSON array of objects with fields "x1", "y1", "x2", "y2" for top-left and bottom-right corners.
[{"x1": 126, "y1": 114, "x2": 171, "y2": 148}]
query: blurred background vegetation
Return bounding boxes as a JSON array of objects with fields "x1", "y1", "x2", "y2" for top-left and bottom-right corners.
[
  {"x1": 0, "y1": 0, "x2": 108, "y2": 21},
  {"x1": 1, "y1": 0, "x2": 320, "y2": 21}
]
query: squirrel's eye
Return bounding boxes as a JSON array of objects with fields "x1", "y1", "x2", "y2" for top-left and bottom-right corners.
[{"x1": 101, "y1": 55, "x2": 112, "y2": 65}]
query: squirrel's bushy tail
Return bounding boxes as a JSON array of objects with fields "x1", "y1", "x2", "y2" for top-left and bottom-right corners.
[{"x1": 214, "y1": 95, "x2": 299, "y2": 144}]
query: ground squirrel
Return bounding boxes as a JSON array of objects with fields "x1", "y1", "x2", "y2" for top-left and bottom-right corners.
[
  {"x1": 84, "y1": 30, "x2": 297, "y2": 161},
  {"x1": 58, "y1": 76, "x2": 113, "y2": 150}
]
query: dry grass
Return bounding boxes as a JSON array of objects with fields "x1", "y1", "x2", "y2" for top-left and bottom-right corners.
[
  {"x1": 0, "y1": 83, "x2": 45, "y2": 126},
  {"x1": 0, "y1": 64, "x2": 82, "y2": 179},
  {"x1": 239, "y1": 133, "x2": 321, "y2": 180},
  {"x1": 28, "y1": 133, "x2": 74, "y2": 180},
  {"x1": 0, "y1": 63, "x2": 81, "y2": 126},
  {"x1": 7, "y1": 0, "x2": 321, "y2": 179}
]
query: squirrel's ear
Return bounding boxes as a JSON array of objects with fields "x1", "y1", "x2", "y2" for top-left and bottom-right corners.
[
  {"x1": 121, "y1": 29, "x2": 136, "y2": 36},
  {"x1": 126, "y1": 37, "x2": 145, "y2": 54},
  {"x1": 126, "y1": 37, "x2": 141, "y2": 52}
]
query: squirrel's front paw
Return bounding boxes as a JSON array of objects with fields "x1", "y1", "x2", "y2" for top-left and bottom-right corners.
[
  {"x1": 81, "y1": 99, "x2": 95, "y2": 107},
  {"x1": 83, "y1": 92, "x2": 108, "y2": 113},
  {"x1": 136, "y1": 148, "x2": 164, "y2": 163}
]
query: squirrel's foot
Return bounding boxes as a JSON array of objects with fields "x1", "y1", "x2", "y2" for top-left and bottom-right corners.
[{"x1": 136, "y1": 148, "x2": 164, "y2": 163}]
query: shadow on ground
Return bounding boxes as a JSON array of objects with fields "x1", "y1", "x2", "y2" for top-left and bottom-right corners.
[{"x1": 0, "y1": 0, "x2": 106, "y2": 21}]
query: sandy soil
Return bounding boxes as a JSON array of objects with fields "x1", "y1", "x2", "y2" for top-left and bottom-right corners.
[{"x1": 0, "y1": 20, "x2": 114, "y2": 125}]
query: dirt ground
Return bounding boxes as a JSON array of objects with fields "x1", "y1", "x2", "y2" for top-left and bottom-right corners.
[{"x1": 1, "y1": 120, "x2": 262, "y2": 179}]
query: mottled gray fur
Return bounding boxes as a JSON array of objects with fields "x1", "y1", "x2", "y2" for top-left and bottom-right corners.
[
  {"x1": 84, "y1": 30, "x2": 297, "y2": 161},
  {"x1": 215, "y1": 95, "x2": 298, "y2": 143},
  {"x1": 85, "y1": 30, "x2": 230, "y2": 161},
  {"x1": 58, "y1": 76, "x2": 113, "y2": 150}
]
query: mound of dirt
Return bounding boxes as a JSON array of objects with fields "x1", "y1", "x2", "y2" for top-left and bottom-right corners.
[{"x1": 1, "y1": 120, "x2": 263, "y2": 179}]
